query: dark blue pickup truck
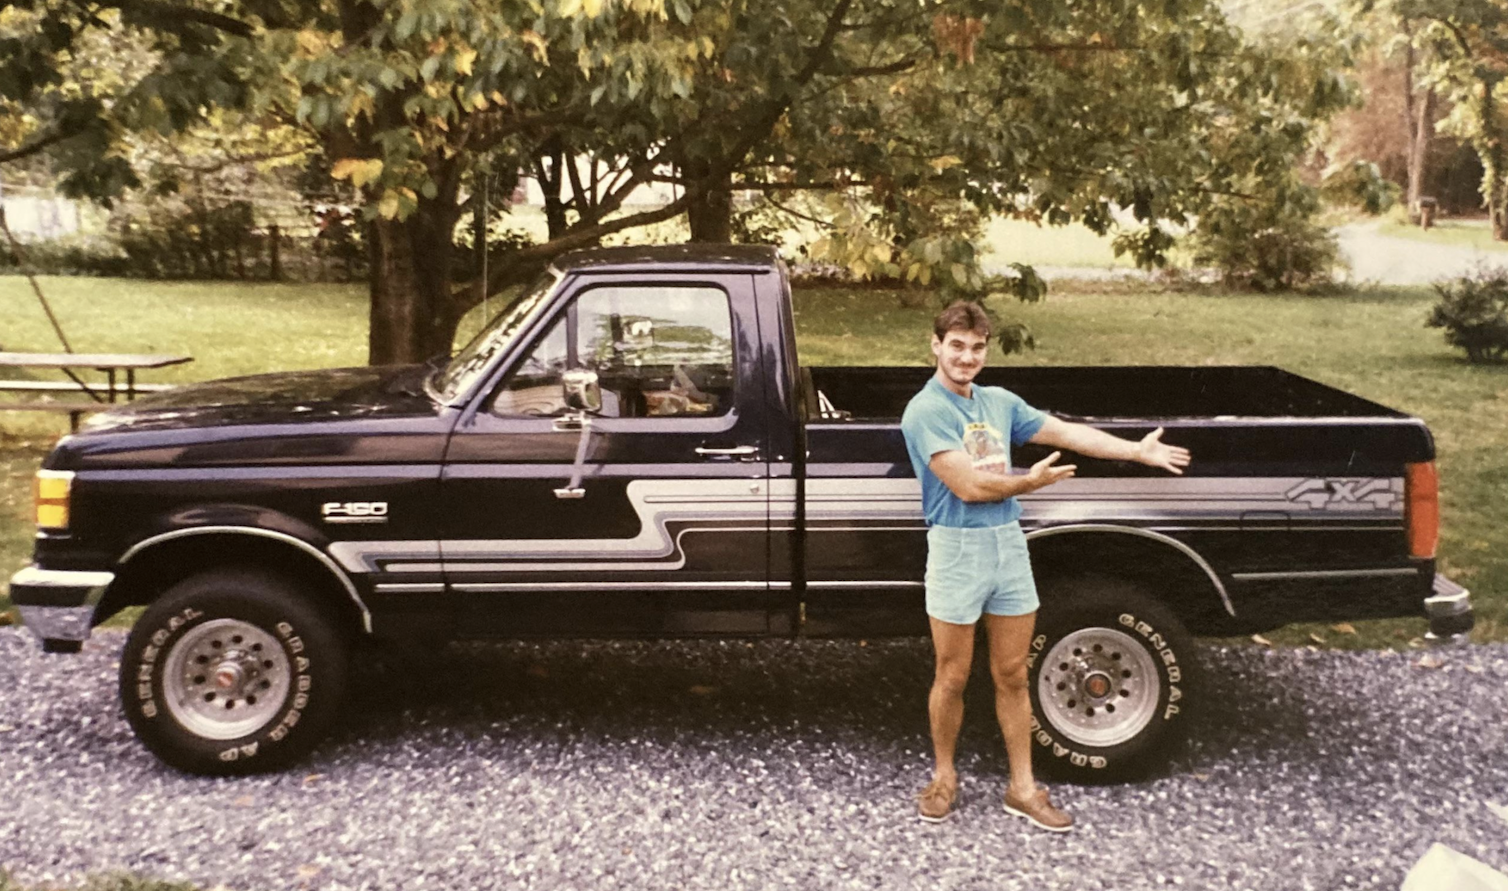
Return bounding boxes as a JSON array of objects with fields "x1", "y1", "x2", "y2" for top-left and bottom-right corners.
[{"x1": 9, "y1": 244, "x2": 1472, "y2": 779}]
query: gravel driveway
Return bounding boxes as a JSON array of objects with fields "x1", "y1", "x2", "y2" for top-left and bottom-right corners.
[{"x1": 2, "y1": 627, "x2": 1505, "y2": 891}]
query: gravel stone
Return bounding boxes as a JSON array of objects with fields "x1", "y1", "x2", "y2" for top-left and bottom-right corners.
[{"x1": 2, "y1": 627, "x2": 1506, "y2": 890}]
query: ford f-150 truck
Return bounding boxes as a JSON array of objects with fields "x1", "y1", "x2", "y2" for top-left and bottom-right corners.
[{"x1": 9, "y1": 244, "x2": 1474, "y2": 779}]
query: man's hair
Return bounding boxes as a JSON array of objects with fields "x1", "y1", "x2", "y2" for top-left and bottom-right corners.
[{"x1": 933, "y1": 300, "x2": 991, "y2": 341}]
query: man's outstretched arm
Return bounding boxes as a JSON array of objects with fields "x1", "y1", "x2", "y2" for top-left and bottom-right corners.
[{"x1": 1027, "y1": 416, "x2": 1191, "y2": 475}]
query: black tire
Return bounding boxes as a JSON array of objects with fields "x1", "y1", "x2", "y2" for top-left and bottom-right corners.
[
  {"x1": 120, "y1": 567, "x2": 350, "y2": 776},
  {"x1": 1027, "y1": 578, "x2": 1198, "y2": 783}
]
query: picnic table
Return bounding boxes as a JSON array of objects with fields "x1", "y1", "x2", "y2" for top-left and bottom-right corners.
[{"x1": 0, "y1": 351, "x2": 194, "y2": 428}]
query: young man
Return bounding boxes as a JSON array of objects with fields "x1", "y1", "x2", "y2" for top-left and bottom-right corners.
[{"x1": 901, "y1": 301, "x2": 1191, "y2": 829}]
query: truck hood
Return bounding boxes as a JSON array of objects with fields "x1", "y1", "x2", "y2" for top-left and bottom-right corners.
[{"x1": 78, "y1": 365, "x2": 437, "y2": 433}]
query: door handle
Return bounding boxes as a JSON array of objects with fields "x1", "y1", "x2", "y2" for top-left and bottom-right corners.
[{"x1": 695, "y1": 445, "x2": 759, "y2": 458}]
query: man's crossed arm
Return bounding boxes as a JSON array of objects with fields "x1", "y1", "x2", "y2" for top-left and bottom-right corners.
[{"x1": 927, "y1": 416, "x2": 1191, "y2": 504}]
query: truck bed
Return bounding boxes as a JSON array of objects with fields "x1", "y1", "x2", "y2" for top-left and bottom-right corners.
[
  {"x1": 807, "y1": 366, "x2": 1407, "y2": 421},
  {"x1": 803, "y1": 365, "x2": 1433, "y2": 475}
]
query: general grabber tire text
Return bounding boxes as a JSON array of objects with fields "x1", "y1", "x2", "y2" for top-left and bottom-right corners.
[
  {"x1": 119, "y1": 567, "x2": 350, "y2": 775},
  {"x1": 1026, "y1": 577, "x2": 1198, "y2": 782}
]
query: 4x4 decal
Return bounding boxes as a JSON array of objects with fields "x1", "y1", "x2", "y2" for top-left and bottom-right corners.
[{"x1": 1284, "y1": 478, "x2": 1400, "y2": 511}]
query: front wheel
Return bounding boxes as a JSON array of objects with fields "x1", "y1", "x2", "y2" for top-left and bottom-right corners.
[
  {"x1": 120, "y1": 568, "x2": 350, "y2": 775},
  {"x1": 1027, "y1": 580, "x2": 1198, "y2": 782}
]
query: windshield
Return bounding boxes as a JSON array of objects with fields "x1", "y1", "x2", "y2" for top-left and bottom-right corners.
[{"x1": 432, "y1": 270, "x2": 563, "y2": 403}]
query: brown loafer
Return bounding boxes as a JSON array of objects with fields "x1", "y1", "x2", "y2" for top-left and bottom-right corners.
[
  {"x1": 916, "y1": 778, "x2": 959, "y2": 823},
  {"x1": 1004, "y1": 786, "x2": 1073, "y2": 833}
]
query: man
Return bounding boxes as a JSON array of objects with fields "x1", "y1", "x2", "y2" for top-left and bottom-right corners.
[{"x1": 901, "y1": 301, "x2": 1191, "y2": 829}]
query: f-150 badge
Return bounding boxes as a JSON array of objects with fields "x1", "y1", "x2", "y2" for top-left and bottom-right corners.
[
  {"x1": 1284, "y1": 478, "x2": 1400, "y2": 511},
  {"x1": 322, "y1": 502, "x2": 389, "y2": 524}
]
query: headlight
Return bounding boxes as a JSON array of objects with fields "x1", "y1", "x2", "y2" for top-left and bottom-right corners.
[{"x1": 34, "y1": 470, "x2": 74, "y2": 531}]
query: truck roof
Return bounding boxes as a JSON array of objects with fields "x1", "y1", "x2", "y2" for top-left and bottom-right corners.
[{"x1": 551, "y1": 243, "x2": 780, "y2": 274}]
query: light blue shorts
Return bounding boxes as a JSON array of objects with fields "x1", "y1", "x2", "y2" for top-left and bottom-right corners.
[{"x1": 924, "y1": 522, "x2": 1040, "y2": 625}]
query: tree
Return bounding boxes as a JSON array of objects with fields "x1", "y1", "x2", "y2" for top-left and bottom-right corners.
[
  {"x1": 1365, "y1": 0, "x2": 1508, "y2": 239},
  {"x1": 5, "y1": 0, "x2": 1356, "y2": 363}
]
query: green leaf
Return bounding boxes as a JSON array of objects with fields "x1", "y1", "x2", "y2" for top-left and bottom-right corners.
[{"x1": 396, "y1": 11, "x2": 419, "y2": 40}]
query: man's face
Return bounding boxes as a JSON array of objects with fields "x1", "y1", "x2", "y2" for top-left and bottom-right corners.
[{"x1": 931, "y1": 327, "x2": 989, "y2": 388}]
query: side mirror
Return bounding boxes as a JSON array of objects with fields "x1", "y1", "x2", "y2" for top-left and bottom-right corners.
[{"x1": 562, "y1": 368, "x2": 602, "y2": 413}]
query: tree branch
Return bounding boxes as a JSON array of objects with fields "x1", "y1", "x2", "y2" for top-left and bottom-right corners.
[
  {"x1": 847, "y1": 56, "x2": 921, "y2": 77},
  {"x1": 0, "y1": 128, "x2": 70, "y2": 165},
  {"x1": 100, "y1": 0, "x2": 256, "y2": 37},
  {"x1": 648, "y1": 173, "x2": 856, "y2": 192},
  {"x1": 467, "y1": 195, "x2": 693, "y2": 301},
  {"x1": 764, "y1": 193, "x2": 838, "y2": 228},
  {"x1": 150, "y1": 147, "x2": 310, "y2": 174}
]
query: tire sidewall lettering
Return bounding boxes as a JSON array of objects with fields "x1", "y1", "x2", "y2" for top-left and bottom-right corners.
[
  {"x1": 1035, "y1": 609, "x2": 1187, "y2": 770},
  {"x1": 133, "y1": 609, "x2": 316, "y2": 766}
]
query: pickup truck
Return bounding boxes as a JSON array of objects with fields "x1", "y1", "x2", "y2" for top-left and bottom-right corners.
[{"x1": 9, "y1": 244, "x2": 1474, "y2": 780}]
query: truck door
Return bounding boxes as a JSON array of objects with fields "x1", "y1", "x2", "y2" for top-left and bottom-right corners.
[{"x1": 439, "y1": 273, "x2": 774, "y2": 636}]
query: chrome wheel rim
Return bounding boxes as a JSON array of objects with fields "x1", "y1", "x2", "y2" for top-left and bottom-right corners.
[
  {"x1": 162, "y1": 619, "x2": 290, "y2": 740},
  {"x1": 1037, "y1": 627, "x2": 1161, "y2": 748}
]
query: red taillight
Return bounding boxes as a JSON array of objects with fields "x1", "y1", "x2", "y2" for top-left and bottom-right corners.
[{"x1": 1406, "y1": 462, "x2": 1439, "y2": 559}]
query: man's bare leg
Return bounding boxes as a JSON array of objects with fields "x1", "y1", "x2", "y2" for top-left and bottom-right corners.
[
  {"x1": 926, "y1": 616, "x2": 977, "y2": 785},
  {"x1": 983, "y1": 611, "x2": 1038, "y2": 799}
]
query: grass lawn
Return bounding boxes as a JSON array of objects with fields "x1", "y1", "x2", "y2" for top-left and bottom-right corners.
[
  {"x1": 3, "y1": 274, "x2": 1503, "y2": 649},
  {"x1": 979, "y1": 217, "x2": 1138, "y2": 269},
  {"x1": 1376, "y1": 217, "x2": 1508, "y2": 253}
]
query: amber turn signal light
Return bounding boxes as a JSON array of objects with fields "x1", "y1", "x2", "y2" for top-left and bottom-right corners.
[
  {"x1": 1405, "y1": 462, "x2": 1438, "y2": 559},
  {"x1": 34, "y1": 470, "x2": 74, "y2": 531}
]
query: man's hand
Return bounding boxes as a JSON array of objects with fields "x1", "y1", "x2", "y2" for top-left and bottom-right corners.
[
  {"x1": 1024, "y1": 451, "x2": 1076, "y2": 492},
  {"x1": 1137, "y1": 427, "x2": 1191, "y2": 475}
]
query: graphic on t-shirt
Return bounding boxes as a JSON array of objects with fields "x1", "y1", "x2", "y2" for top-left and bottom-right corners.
[{"x1": 963, "y1": 422, "x2": 1008, "y2": 475}]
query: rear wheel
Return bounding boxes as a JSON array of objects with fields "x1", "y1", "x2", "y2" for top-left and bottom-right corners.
[
  {"x1": 120, "y1": 567, "x2": 349, "y2": 775},
  {"x1": 1027, "y1": 578, "x2": 1198, "y2": 782}
]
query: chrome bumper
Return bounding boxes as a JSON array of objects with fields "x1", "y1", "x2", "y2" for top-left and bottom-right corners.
[
  {"x1": 1424, "y1": 574, "x2": 1473, "y2": 644},
  {"x1": 8, "y1": 565, "x2": 115, "y2": 652}
]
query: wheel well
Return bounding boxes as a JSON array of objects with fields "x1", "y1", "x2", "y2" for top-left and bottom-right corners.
[
  {"x1": 96, "y1": 533, "x2": 367, "y2": 636},
  {"x1": 1028, "y1": 530, "x2": 1235, "y2": 635}
]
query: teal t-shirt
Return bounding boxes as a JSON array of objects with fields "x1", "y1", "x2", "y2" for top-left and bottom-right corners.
[{"x1": 901, "y1": 377, "x2": 1049, "y2": 528}]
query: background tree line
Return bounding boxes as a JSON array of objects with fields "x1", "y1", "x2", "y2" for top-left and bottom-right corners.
[{"x1": 2, "y1": 0, "x2": 1505, "y2": 364}]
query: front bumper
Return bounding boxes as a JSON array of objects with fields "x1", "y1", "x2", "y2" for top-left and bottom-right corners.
[
  {"x1": 1425, "y1": 574, "x2": 1473, "y2": 643},
  {"x1": 7, "y1": 565, "x2": 115, "y2": 653}
]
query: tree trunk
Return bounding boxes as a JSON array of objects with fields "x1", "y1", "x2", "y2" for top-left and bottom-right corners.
[
  {"x1": 685, "y1": 160, "x2": 734, "y2": 243},
  {"x1": 1492, "y1": 181, "x2": 1507, "y2": 242},
  {"x1": 1476, "y1": 78, "x2": 1508, "y2": 242},
  {"x1": 367, "y1": 204, "x2": 461, "y2": 366},
  {"x1": 1401, "y1": 35, "x2": 1435, "y2": 226},
  {"x1": 1408, "y1": 88, "x2": 1435, "y2": 224},
  {"x1": 534, "y1": 142, "x2": 571, "y2": 241},
  {"x1": 268, "y1": 223, "x2": 282, "y2": 281}
]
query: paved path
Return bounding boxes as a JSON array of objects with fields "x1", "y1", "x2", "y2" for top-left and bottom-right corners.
[
  {"x1": 985, "y1": 222, "x2": 1508, "y2": 287},
  {"x1": 1335, "y1": 222, "x2": 1508, "y2": 285}
]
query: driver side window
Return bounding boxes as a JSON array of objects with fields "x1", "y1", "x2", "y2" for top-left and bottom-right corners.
[{"x1": 490, "y1": 284, "x2": 734, "y2": 419}]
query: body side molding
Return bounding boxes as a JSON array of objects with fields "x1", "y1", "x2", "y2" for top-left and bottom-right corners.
[
  {"x1": 1025, "y1": 523, "x2": 1235, "y2": 617},
  {"x1": 118, "y1": 526, "x2": 372, "y2": 634}
]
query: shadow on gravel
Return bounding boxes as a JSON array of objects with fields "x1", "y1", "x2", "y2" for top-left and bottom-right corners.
[
  {"x1": 337, "y1": 638, "x2": 939, "y2": 751},
  {"x1": 328, "y1": 639, "x2": 1361, "y2": 779}
]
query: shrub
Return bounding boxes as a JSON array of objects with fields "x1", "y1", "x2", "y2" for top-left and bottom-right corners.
[
  {"x1": 115, "y1": 201, "x2": 260, "y2": 279},
  {"x1": 1189, "y1": 188, "x2": 1344, "y2": 292},
  {"x1": 1427, "y1": 266, "x2": 1508, "y2": 364},
  {"x1": 0, "y1": 233, "x2": 131, "y2": 276},
  {"x1": 1320, "y1": 160, "x2": 1399, "y2": 216}
]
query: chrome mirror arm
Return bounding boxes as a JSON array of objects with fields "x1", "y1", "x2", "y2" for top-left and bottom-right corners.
[{"x1": 553, "y1": 413, "x2": 593, "y2": 499}]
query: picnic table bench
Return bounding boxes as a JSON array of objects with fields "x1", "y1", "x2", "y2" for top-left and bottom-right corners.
[{"x1": 0, "y1": 352, "x2": 193, "y2": 429}]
